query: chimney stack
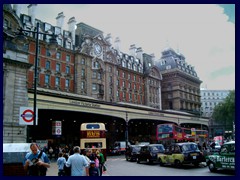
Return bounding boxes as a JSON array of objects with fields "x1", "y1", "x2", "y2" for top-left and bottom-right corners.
[
  {"x1": 129, "y1": 44, "x2": 137, "y2": 57},
  {"x1": 136, "y1": 47, "x2": 143, "y2": 63},
  {"x1": 68, "y1": 17, "x2": 77, "y2": 47},
  {"x1": 114, "y1": 37, "x2": 121, "y2": 52},
  {"x1": 27, "y1": 4, "x2": 37, "y2": 26},
  {"x1": 150, "y1": 53, "x2": 155, "y2": 65},
  {"x1": 105, "y1": 33, "x2": 112, "y2": 46},
  {"x1": 56, "y1": 12, "x2": 65, "y2": 34},
  {"x1": 13, "y1": 4, "x2": 22, "y2": 17}
]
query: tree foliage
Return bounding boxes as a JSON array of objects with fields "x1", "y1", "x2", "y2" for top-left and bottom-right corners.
[{"x1": 212, "y1": 90, "x2": 235, "y2": 130}]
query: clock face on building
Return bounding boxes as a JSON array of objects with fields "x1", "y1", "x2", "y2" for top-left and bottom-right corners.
[{"x1": 94, "y1": 43, "x2": 102, "y2": 56}]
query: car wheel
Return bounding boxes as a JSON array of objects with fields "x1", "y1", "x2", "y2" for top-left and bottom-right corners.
[
  {"x1": 174, "y1": 160, "x2": 182, "y2": 168},
  {"x1": 147, "y1": 158, "x2": 153, "y2": 164},
  {"x1": 159, "y1": 159, "x2": 164, "y2": 166},
  {"x1": 208, "y1": 162, "x2": 217, "y2": 172},
  {"x1": 194, "y1": 162, "x2": 199, "y2": 167}
]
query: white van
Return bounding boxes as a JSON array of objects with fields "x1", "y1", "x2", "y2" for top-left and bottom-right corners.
[{"x1": 111, "y1": 141, "x2": 131, "y2": 155}]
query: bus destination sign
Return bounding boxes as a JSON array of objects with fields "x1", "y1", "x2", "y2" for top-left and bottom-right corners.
[{"x1": 87, "y1": 130, "x2": 100, "y2": 138}]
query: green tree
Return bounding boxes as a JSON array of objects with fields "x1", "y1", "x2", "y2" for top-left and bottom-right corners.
[{"x1": 212, "y1": 90, "x2": 235, "y2": 131}]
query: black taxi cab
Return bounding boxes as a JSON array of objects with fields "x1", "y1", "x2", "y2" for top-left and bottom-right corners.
[
  {"x1": 136, "y1": 144, "x2": 165, "y2": 164},
  {"x1": 158, "y1": 142, "x2": 204, "y2": 167},
  {"x1": 125, "y1": 145, "x2": 144, "y2": 162},
  {"x1": 205, "y1": 141, "x2": 235, "y2": 172}
]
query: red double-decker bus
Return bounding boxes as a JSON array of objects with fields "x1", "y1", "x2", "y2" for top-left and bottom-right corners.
[
  {"x1": 182, "y1": 128, "x2": 209, "y2": 142},
  {"x1": 195, "y1": 129, "x2": 208, "y2": 142},
  {"x1": 182, "y1": 127, "x2": 195, "y2": 142},
  {"x1": 156, "y1": 123, "x2": 183, "y2": 146}
]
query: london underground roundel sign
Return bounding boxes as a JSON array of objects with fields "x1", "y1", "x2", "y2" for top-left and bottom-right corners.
[{"x1": 19, "y1": 107, "x2": 38, "y2": 125}]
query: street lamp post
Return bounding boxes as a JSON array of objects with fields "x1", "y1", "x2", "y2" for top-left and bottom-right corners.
[
  {"x1": 33, "y1": 22, "x2": 40, "y2": 126},
  {"x1": 125, "y1": 112, "x2": 129, "y2": 149},
  {"x1": 14, "y1": 22, "x2": 58, "y2": 127}
]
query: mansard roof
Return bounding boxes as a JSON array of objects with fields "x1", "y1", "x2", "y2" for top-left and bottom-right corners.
[{"x1": 157, "y1": 48, "x2": 199, "y2": 79}]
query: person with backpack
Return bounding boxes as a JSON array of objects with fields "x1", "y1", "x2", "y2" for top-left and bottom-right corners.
[{"x1": 23, "y1": 143, "x2": 50, "y2": 176}]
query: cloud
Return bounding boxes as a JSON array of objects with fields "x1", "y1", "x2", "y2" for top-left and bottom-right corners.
[{"x1": 210, "y1": 66, "x2": 235, "y2": 79}]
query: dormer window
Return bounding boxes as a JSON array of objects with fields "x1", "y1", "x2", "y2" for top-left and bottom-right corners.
[
  {"x1": 55, "y1": 27, "x2": 61, "y2": 35},
  {"x1": 44, "y1": 23, "x2": 51, "y2": 31}
]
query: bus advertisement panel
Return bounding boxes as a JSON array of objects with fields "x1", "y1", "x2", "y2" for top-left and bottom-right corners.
[
  {"x1": 80, "y1": 122, "x2": 107, "y2": 160},
  {"x1": 156, "y1": 123, "x2": 183, "y2": 146}
]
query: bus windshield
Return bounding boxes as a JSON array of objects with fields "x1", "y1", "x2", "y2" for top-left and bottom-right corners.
[
  {"x1": 156, "y1": 124, "x2": 183, "y2": 145},
  {"x1": 158, "y1": 124, "x2": 173, "y2": 133}
]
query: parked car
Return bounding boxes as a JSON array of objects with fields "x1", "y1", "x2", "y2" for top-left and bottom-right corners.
[
  {"x1": 158, "y1": 142, "x2": 205, "y2": 167},
  {"x1": 125, "y1": 145, "x2": 144, "y2": 162},
  {"x1": 137, "y1": 144, "x2": 165, "y2": 164},
  {"x1": 205, "y1": 141, "x2": 235, "y2": 172}
]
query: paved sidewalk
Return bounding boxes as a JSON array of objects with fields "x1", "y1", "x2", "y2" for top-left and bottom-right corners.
[{"x1": 46, "y1": 160, "x2": 58, "y2": 176}]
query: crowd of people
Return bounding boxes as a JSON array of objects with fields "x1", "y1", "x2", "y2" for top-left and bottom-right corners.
[{"x1": 23, "y1": 143, "x2": 106, "y2": 176}]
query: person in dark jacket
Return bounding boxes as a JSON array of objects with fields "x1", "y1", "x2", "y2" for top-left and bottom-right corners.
[{"x1": 89, "y1": 161, "x2": 99, "y2": 176}]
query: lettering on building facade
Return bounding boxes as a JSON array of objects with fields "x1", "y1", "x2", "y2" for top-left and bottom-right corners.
[{"x1": 69, "y1": 100, "x2": 101, "y2": 108}]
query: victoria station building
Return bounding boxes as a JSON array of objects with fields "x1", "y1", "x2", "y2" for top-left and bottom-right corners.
[{"x1": 3, "y1": 4, "x2": 208, "y2": 147}]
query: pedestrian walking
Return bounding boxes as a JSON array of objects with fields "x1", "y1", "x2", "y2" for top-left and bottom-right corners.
[
  {"x1": 96, "y1": 149, "x2": 105, "y2": 176},
  {"x1": 65, "y1": 146, "x2": 89, "y2": 176},
  {"x1": 23, "y1": 143, "x2": 50, "y2": 176},
  {"x1": 48, "y1": 147, "x2": 53, "y2": 161},
  {"x1": 57, "y1": 152, "x2": 66, "y2": 176}
]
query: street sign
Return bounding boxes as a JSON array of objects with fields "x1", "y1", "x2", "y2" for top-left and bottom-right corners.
[
  {"x1": 191, "y1": 128, "x2": 196, "y2": 136},
  {"x1": 19, "y1": 107, "x2": 38, "y2": 125},
  {"x1": 52, "y1": 121, "x2": 62, "y2": 135}
]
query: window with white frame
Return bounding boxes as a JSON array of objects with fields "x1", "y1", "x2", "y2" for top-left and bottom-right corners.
[
  {"x1": 45, "y1": 74, "x2": 50, "y2": 84},
  {"x1": 123, "y1": 81, "x2": 125, "y2": 87},
  {"x1": 92, "y1": 83, "x2": 97, "y2": 91},
  {"x1": 55, "y1": 77, "x2": 60, "y2": 86},
  {"x1": 81, "y1": 58, "x2": 85, "y2": 65},
  {"x1": 81, "y1": 81, "x2": 85, "y2": 90},
  {"x1": 56, "y1": 63, "x2": 60, "y2": 72},
  {"x1": 46, "y1": 60, "x2": 50, "y2": 69},
  {"x1": 92, "y1": 71, "x2": 97, "y2": 79},
  {"x1": 65, "y1": 79, "x2": 70, "y2": 88},
  {"x1": 56, "y1": 52, "x2": 61, "y2": 59},
  {"x1": 97, "y1": 72, "x2": 101, "y2": 80},
  {"x1": 81, "y1": 69, "x2": 85, "y2": 77},
  {"x1": 66, "y1": 66, "x2": 70, "y2": 74},
  {"x1": 166, "y1": 65, "x2": 171, "y2": 70},
  {"x1": 117, "y1": 90, "x2": 119, "y2": 97},
  {"x1": 66, "y1": 55, "x2": 70, "y2": 62}
]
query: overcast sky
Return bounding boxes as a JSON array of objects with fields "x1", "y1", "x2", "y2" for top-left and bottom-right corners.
[{"x1": 19, "y1": 4, "x2": 235, "y2": 90}]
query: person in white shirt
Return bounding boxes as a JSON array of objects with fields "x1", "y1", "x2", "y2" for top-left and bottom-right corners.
[{"x1": 65, "y1": 146, "x2": 89, "y2": 176}]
